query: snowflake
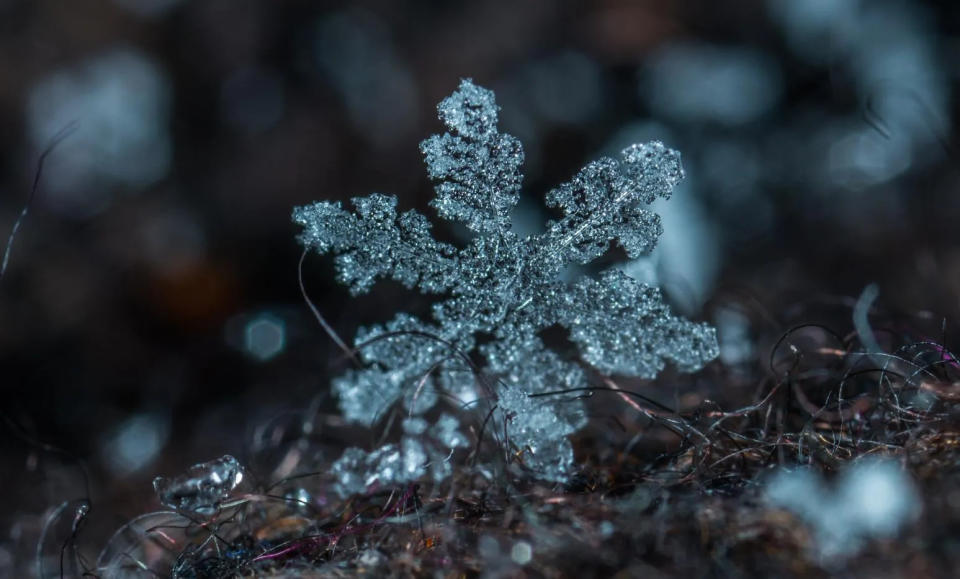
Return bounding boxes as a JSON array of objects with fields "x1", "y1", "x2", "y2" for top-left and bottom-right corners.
[{"x1": 294, "y1": 79, "x2": 718, "y2": 493}]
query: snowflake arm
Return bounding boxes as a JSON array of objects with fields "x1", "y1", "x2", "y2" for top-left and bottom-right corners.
[
  {"x1": 420, "y1": 79, "x2": 524, "y2": 235},
  {"x1": 481, "y1": 334, "x2": 588, "y2": 481},
  {"x1": 293, "y1": 193, "x2": 458, "y2": 295},
  {"x1": 334, "y1": 313, "x2": 473, "y2": 425},
  {"x1": 536, "y1": 141, "x2": 683, "y2": 271},
  {"x1": 560, "y1": 269, "x2": 719, "y2": 378}
]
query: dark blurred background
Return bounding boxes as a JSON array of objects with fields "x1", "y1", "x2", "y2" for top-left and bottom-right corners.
[{"x1": 1, "y1": 0, "x2": 958, "y2": 572}]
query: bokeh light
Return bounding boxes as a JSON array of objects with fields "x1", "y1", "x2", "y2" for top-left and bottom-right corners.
[
  {"x1": 26, "y1": 48, "x2": 172, "y2": 217},
  {"x1": 242, "y1": 313, "x2": 287, "y2": 362}
]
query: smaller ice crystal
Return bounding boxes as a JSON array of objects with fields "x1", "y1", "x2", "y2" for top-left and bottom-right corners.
[{"x1": 153, "y1": 455, "x2": 244, "y2": 515}]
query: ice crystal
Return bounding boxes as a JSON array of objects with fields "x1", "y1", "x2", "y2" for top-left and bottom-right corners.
[
  {"x1": 294, "y1": 79, "x2": 718, "y2": 494},
  {"x1": 153, "y1": 455, "x2": 244, "y2": 515}
]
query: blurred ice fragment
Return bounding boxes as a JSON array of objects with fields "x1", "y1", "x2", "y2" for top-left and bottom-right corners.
[
  {"x1": 244, "y1": 313, "x2": 287, "y2": 361},
  {"x1": 840, "y1": 461, "x2": 919, "y2": 536},
  {"x1": 642, "y1": 43, "x2": 782, "y2": 126},
  {"x1": 27, "y1": 48, "x2": 172, "y2": 217},
  {"x1": 714, "y1": 307, "x2": 754, "y2": 366},
  {"x1": 100, "y1": 413, "x2": 169, "y2": 475},
  {"x1": 510, "y1": 541, "x2": 533, "y2": 565},
  {"x1": 765, "y1": 459, "x2": 921, "y2": 560},
  {"x1": 221, "y1": 67, "x2": 286, "y2": 133},
  {"x1": 600, "y1": 520, "x2": 615, "y2": 537},
  {"x1": 153, "y1": 455, "x2": 244, "y2": 514},
  {"x1": 769, "y1": 0, "x2": 949, "y2": 151},
  {"x1": 315, "y1": 9, "x2": 418, "y2": 147},
  {"x1": 771, "y1": 0, "x2": 950, "y2": 191},
  {"x1": 766, "y1": 0, "x2": 861, "y2": 63},
  {"x1": 828, "y1": 126, "x2": 913, "y2": 190}
]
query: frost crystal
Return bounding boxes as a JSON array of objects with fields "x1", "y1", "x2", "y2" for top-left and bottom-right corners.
[
  {"x1": 294, "y1": 79, "x2": 718, "y2": 494},
  {"x1": 153, "y1": 455, "x2": 244, "y2": 514}
]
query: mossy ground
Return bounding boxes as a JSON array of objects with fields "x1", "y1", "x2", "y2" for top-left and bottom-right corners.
[{"x1": 79, "y1": 297, "x2": 960, "y2": 578}]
